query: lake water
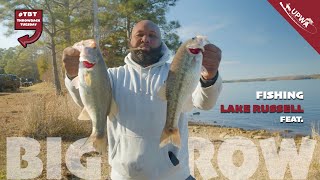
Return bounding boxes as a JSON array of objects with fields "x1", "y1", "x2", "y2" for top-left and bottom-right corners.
[{"x1": 190, "y1": 79, "x2": 320, "y2": 136}]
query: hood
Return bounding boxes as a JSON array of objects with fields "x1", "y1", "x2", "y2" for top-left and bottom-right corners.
[{"x1": 124, "y1": 42, "x2": 171, "y2": 70}]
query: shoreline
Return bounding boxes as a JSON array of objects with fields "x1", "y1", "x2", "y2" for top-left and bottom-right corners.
[
  {"x1": 223, "y1": 74, "x2": 320, "y2": 83},
  {"x1": 188, "y1": 121, "x2": 310, "y2": 139}
]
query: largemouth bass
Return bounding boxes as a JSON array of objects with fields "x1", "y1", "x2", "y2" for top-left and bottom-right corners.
[
  {"x1": 72, "y1": 39, "x2": 115, "y2": 154},
  {"x1": 158, "y1": 36, "x2": 210, "y2": 148}
]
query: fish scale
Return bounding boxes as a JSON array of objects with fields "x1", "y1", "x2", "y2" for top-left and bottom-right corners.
[
  {"x1": 158, "y1": 36, "x2": 209, "y2": 148},
  {"x1": 72, "y1": 39, "x2": 117, "y2": 154},
  {"x1": 167, "y1": 55, "x2": 196, "y2": 126}
]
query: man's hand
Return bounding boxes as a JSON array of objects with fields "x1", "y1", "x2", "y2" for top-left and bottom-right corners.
[
  {"x1": 62, "y1": 47, "x2": 80, "y2": 79},
  {"x1": 201, "y1": 44, "x2": 222, "y2": 80}
]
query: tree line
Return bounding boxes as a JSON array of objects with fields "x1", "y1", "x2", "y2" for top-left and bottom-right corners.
[
  {"x1": 0, "y1": 0, "x2": 181, "y2": 95},
  {"x1": 0, "y1": 45, "x2": 49, "y2": 81}
]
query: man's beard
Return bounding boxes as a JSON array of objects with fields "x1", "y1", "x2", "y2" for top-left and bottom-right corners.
[{"x1": 130, "y1": 44, "x2": 163, "y2": 67}]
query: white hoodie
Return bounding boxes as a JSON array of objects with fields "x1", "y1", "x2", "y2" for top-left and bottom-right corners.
[{"x1": 65, "y1": 43, "x2": 222, "y2": 180}]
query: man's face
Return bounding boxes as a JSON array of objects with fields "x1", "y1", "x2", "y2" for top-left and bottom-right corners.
[
  {"x1": 130, "y1": 21, "x2": 161, "y2": 50},
  {"x1": 130, "y1": 21, "x2": 163, "y2": 67}
]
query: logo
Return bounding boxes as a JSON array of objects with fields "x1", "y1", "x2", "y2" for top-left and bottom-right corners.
[
  {"x1": 279, "y1": 2, "x2": 317, "y2": 34},
  {"x1": 14, "y1": 10, "x2": 43, "y2": 48},
  {"x1": 268, "y1": 0, "x2": 320, "y2": 54}
]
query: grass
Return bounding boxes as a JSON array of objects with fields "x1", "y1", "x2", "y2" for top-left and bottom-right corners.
[
  {"x1": 0, "y1": 170, "x2": 5, "y2": 180},
  {"x1": 21, "y1": 93, "x2": 91, "y2": 141},
  {"x1": 311, "y1": 122, "x2": 320, "y2": 140}
]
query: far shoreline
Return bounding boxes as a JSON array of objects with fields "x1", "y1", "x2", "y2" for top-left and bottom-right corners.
[
  {"x1": 188, "y1": 121, "x2": 311, "y2": 139},
  {"x1": 223, "y1": 74, "x2": 320, "y2": 83}
]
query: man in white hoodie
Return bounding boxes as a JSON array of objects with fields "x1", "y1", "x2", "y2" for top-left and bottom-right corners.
[{"x1": 63, "y1": 20, "x2": 222, "y2": 180}]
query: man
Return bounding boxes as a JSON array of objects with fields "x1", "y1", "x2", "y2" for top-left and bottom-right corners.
[{"x1": 63, "y1": 20, "x2": 222, "y2": 180}]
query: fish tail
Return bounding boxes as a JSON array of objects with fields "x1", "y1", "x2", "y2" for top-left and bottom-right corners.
[
  {"x1": 78, "y1": 108, "x2": 91, "y2": 120},
  {"x1": 160, "y1": 127, "x2": 181, "y2": 148},
  {"x1": 82, "y1": 132, "x2": 108, "y2": 155}
]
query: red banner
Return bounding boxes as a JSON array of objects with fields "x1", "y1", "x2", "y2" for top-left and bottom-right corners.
[{"x1": 268, "y1": 0, "x2": 320, "y2": 54}]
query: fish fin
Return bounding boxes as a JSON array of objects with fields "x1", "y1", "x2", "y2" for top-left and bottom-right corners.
[
  {"x1": 157, "y1": 82, "x2": 167, "y2": 101},
  {"x1": 82, "y1": 132, "x2": 108, "y2": 155},
  {"x1": 78, "y1": 108, "x2": 91, "y2": 120},
  {"x1": 201, "y1": 65, "x2": 209, "y2": 77},
  {"x1": 71, "y1": 76, "x2": 80, "y2": 89},
  {"x1": 108, "y1": 97, "x2": 118, "y2": 118},
  {"x1": 182, "y1": 96, "x2": 194, "y2": 112},
  {"x1": 160, "y1": 128, "x2": 181, "y2": 148}
]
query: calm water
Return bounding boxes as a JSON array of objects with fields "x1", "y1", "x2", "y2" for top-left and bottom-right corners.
[{"x1": 190, "y1": 79, "x2": 320, "y2": 135}]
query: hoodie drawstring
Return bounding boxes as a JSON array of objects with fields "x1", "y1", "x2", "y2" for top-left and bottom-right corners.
[
  {"x1": 146, "y1": 67, "x2": 152, "y2": 95},
  {"x1": 139, "y1": 67, "x2": 143, "y2": 92},
  {"x1": 138, "y1": 67, "x2": 152, "y2": 95}
]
